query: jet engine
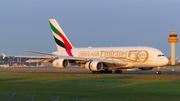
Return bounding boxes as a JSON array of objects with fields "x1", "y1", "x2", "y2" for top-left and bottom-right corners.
[
  {"x1": 85, "y1": 61, "x2": 103, "y2": 71},
  {"x1": 138, "y1": 67, "x2": 154, "y2": 70},
  {"x1": 52, "y1": 59, "x2": 69, "y2": 68}
]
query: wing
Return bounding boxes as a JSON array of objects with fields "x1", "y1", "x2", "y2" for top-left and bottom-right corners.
[
  {"x1": 2, "y1": 52, "x2": 86, "y2": 63},
  {"x1": 2, "y1": 50, "x2": 129, "y2": 68}
]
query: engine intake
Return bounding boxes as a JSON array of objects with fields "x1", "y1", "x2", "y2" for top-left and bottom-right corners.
[
  {"x1": 85, "y1": 61, "x2": 103, "y2": 71},
  {"x1": 52, "y1": 59, "x2": 69, "y2": 68}
]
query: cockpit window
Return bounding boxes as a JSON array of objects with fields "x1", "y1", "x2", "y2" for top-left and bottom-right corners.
[{"x1": 158, "y1": 54, "x2": 164, "y2": 57}]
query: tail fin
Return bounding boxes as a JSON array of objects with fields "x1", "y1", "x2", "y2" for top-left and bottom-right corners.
[{"x1": 49, "y1": 19, "x2": 74, "y2": 51}]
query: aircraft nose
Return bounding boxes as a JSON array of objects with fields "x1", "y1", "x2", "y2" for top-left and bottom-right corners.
[{"x1": 163, "y1": 57, "x2": 169, "y2": 65}]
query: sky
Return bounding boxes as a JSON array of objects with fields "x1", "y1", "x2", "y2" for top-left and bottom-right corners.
[{"x1": 0, "y1": 0, "x2": 180, "y2": 57}]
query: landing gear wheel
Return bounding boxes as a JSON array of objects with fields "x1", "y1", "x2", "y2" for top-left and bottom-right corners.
[
  {"x1": 92, "y1": 71, "x2": 99, "y2": 74},
  {"x1": 92, "y1": 70, "x2": 113, "y2": 74},
  {"x1": 104, "y1": 69, "x2": 109, "y2": 73},
  {"x1": 109, "y1": 70, "x2": 112, "y2": 73},
  {"x1": 156, "y1": 71, "x2": 161, "y2": 74},
  {"x1": 114, "y1": 70, "x2": 122, "y2": 74},
  {"x1": 156, "y1": 67, "x2": 161, "y2": 74},
  {"x1": 119, "y1": 70, "x2": 122, "y2": 74}
]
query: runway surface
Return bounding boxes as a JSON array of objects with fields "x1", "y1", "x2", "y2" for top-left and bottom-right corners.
[
  {"x1": 0, "y1": 71, "x2": 180, "y2": 76},
  {"x1": 1, "y1": 67, "x2": 180, "y2": 76},
  {"x1": 1, "y1": 66, "x2": 180, "y2": 76}
]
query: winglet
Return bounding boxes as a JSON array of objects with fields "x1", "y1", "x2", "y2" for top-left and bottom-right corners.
[{"x1": 2, "y1": 53, "x2": 6, "y2": 59}]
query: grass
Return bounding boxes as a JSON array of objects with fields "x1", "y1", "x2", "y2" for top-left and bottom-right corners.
[
  {"x1": 0, "y1": 73, "x2": 180, "y2": 101},
  {"x1": 1, "y1": 68, "x2": 180, "y2": 101}
]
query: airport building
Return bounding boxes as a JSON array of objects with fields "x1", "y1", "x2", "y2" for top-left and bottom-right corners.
[{"x1": 0, "y1": 57, "x2": 50, "y2": 68}]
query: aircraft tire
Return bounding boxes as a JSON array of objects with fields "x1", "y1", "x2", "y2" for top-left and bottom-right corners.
[
  {"x1": 119, "y1": 70, "x2": 122, "y2": 74},
  {"x1": 110, "y1": 70, "x2": 112, "y2": 73},
  {"x1": 114, "y1": 70, "x2": 119, "y2": 73},
  {"x1": 104, "y1": 69, "x2": 108, "y2": 73},
  {"x1": 114, "y1": 70, "x2": 122, "y2": 74},
  {"x1": 117, "y1": 70, "x2": 120, "y2": 73},
  {"x1": 156, "y1": 71, "x2": 161, "y2": 74}
]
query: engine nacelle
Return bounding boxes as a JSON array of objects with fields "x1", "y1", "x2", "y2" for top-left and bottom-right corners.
[
  {"x1": 52, "y1": 59, "x2": 69, "y2": 68},
  {"x1": 138, "y1": 67, "x2": 154, "y2": 70},
  {"x1": 85, "y1": 61, "x2": 103, "y2": 71}
]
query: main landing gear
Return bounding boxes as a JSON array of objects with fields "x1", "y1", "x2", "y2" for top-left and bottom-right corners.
[
  {"x1": 92, "y1": 69, "x2": 122, "y2": 74},
  {"x1": 156, "y1": 67, "x2": 161, "y2": 74},
  {"x1": 114, "y1": 69, "x2": 122, "y2": 74},
  {"x1": 92, "y1": 70, "x2": 112, "y2": 74}
]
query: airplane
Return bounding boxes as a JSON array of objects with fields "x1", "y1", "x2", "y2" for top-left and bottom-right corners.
[{"x1": 2, "y1": 19, "x2": 169, "y2": 74}]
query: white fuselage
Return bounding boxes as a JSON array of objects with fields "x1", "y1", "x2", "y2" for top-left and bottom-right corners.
[{"x1": 52, "y1": 46, "x2": 168, "y2": 69}]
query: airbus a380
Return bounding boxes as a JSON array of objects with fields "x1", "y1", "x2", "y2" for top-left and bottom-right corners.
[{"x1": 2, "y1": 19, "x2": 168, "y2": 74}]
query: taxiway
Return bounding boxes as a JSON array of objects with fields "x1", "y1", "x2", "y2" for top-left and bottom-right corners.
[{"x1": 1, "y1": 66, "x2": 180, "y2": 76}]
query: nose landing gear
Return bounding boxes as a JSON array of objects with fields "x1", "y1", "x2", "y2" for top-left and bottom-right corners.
[
  {"x1": 156, "y1": 67, "x2": 161, "y2": 74},
  {"x1": 156, "y1": 71, "x2": 161, "y2": 74}
]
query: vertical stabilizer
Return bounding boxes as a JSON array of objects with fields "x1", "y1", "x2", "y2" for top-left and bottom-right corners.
[{"x1": 49, "y1": 19, "x2": 74, "y2": 51}]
